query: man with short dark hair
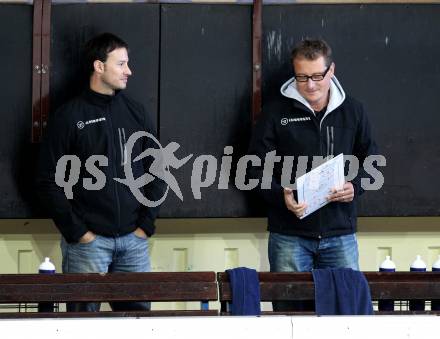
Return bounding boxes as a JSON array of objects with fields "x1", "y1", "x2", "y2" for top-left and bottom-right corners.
[
  {"x1": 37, "y1": 33, "x2": 165, "y2": 312},
  {"x1": 249, "y1": 38, "x2": 377, "y2": 311}
]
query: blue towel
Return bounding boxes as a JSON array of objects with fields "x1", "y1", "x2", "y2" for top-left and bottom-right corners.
[
  {"x1": 312, "y1": 268, "x2": 373, "y2": 315},
  {"x1": 226, "y1": 267, "x2": 261, "y2": 315}
]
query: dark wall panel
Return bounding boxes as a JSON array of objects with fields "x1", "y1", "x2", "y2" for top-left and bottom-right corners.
[
  {"x1": 262, "y1": 4, "x2": 440, "y2": 216},
  {"x1": 0, "y1": 5, "x2": 34, "y2": 217},
  {"x1": 0, "y1": 3, "x2": 160, "y2": 218},
  {"x1": 1, "y1": 4, "x2": 439, "y2": 218},
  {"x1": 159, "y1": 4, "x2": 253, "y2": 217},
  {"x1": 51, "y1": 3, "x2": 160, "y2": 127}
]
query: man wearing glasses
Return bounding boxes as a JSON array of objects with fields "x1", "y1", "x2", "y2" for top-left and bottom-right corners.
[{"x1": 249, "y1": 38, "x2": 377, "y2": 311}]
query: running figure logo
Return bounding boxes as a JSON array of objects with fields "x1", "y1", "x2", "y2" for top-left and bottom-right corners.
[{"x1": 114, "y1": 131, "x2": 193, "y2": 207}]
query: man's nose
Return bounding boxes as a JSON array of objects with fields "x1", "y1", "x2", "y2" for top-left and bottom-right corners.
[
  {"x1": 306, "y1": 78, "x2": 315, "y2": 89},
  {"x1": 125, "y1": 65, "x2": 132, "y2": 76}
]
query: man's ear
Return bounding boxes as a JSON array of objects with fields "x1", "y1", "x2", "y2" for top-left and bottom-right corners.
[
  {"x1": 93, "y1": 60, "x2": 105, "y2": 74},
  {"x1": 330, "y1": 62, "x2": 335, "y2": 76}
]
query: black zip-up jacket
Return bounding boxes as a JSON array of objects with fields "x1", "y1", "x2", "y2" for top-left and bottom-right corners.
[
  {"x1": 36, "y1": 89, "x2": 165, "y2": 243},
  {"x1": 248, "y1": 77, "x2": 377, "y2": 239}
]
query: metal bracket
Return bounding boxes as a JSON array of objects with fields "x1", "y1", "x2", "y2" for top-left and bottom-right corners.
[{"x1": 34, "y1": 64, "x2": 49, "y2": 74}]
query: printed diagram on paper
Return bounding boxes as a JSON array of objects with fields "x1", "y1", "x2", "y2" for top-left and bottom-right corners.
[{"x1": 296, "y1": 153, "x2": 345, "y2": 219}]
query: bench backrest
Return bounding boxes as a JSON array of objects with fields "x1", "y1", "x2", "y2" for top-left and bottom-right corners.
[
  {"x1": 0, "y1": 272, "x2": 218, "y2": 317},
  {"x1": 217, "y1": 271, "x2": 440, "y2": 314}
]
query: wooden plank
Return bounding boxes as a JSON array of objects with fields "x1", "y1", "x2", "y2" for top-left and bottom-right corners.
[
  {"x1": 0, "y1": 310, "x2": 218, "y2": 319},
  {"x1": 0, "y1": 282, "x2": 218, "y2": 303},
  {"x1": 365, "y1": 272, "x2": 440, "y2": 282},
  {"x1": 0, "y1": 272, "x2": 218, "y2": 304},
  {"x1": 219, "y1": 282, "x2": 315, "y2": 301},
  {"x1": 369, "y1": 281, "x2": 440, "y2": 299},
  {"x1": 0, "y1": 272, "x2": 216, "y2": 284},
  {"x1": 218, "y1": 272, "x2": 440, "y2": 302},
  {"x1": 366, "y1": 272, "x2": 440, "y2": 299},
  {"x1": 218, "y1": 272, "x2": 313, "y2": 283}
]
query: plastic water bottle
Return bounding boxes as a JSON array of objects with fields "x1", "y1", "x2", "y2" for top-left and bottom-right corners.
[
  {"x1": 38, "y1": 257, "x2": 55, "y2": 312},
  {"x1": 409, "y1": 255, "x2": 426, "y2": 311},
  {"x1": 378, "y1": 256, "x2": 396, "y2": 311},
  {"x1": 431, "y1": 255, "x2": 440, "y2": 311},
  {"x1": 432, "y1": 255, "x2": 440, "y2": 271}
]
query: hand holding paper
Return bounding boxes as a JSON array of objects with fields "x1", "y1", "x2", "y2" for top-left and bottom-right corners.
[
  {"x1": 296, "y1": 154, "x2": 345, "y2": 219},
  {"x1": 327, "y1": 182, "x2": 354, "y2": 203},
  {"x1": 283, "y1": 187, "x2": 307, "y2": 218}
]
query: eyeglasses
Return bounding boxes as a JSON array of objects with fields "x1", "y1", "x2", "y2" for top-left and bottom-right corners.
[{"x1": 294, "y1": 65, "x2": 331, "y2": 82}]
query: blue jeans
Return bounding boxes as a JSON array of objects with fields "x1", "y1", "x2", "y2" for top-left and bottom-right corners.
[
  {"x1": 61, "y1": 232, "x2": 151, "y2": 312},
  {"x1": 268, "y1": 232, "x2": 359, "y2": 311}
]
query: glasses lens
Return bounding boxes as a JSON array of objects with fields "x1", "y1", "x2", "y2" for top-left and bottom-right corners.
[
  {"x1": 295, "y1": 65, "x2": 329, "y2": 82},
  {"x1": 311, "y1": 74, "x2": 325, "y2": 81},
  {"x1": 295, "y1": 76, "x2": 308, "y2": 82}
]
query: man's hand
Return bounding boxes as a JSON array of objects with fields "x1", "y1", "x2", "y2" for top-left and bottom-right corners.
[
  {"x1": 133, "y1": 227, "x2": 148, "y2": 239},
  {"x1": 78, "y1": 231, "x2": 96, "y2": 244},
  {"x1": 283, "y1": 187, "x2": 307, "y2": 218},
  {"x1": 327, "y1": 182, "x2": 354, "y2": 203}
]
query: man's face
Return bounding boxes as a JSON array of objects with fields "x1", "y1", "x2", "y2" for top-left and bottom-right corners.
[
  {"x1": 292, "y1": 55, "x2": 334, "y2": 110},
  {"x1": 99, "y1": 47, "x2": 132, "y2": 93}
]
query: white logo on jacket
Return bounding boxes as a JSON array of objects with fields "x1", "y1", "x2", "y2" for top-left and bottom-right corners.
[
  {"x1": 281, "y1": 117, "x2": 311, "y2": 125},
  {"x1": 77, "y1": 118, "x2": 106, "y2": 130}
]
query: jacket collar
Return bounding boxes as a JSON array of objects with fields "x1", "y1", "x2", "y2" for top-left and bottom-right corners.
[
  {"x1": 83, "y1": 88, "x2": 121, "y2": 108},
  {"x1": 280, "y1": 76, "x2": 346, "y2": 116}
]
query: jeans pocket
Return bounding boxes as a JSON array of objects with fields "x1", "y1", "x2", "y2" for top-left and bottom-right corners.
[
  {"x1": 76, "y1": 234, "x2": 99, "y2": 246},
  {"x1": 132, "y1": 232, "x2": 148, "y2": 241}
]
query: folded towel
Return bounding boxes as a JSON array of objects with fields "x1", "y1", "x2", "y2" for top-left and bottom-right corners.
[
  {"x1": 226, "y1": 267, "x2": 261, "y2": 315},
  {"x1": 312, "y1": 268, "x2": 373, "y2": 315}
]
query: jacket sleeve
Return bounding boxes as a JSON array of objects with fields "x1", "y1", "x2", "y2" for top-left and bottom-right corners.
[
  {"x1": 136, "y1": 109, "x2": 167, "y2": 237},
  {"x1": 35, "y1": 108, "x2": 89, "y2": 243},
  {"x1": 247, "y1": 111, "x2": 286, "y2": 209},
  {"x1": 350, "y1": 103, "x2": 378, "y2": 197}
]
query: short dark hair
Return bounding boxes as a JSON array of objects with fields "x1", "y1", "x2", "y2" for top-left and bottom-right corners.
[
  {"x1": 291, "y1": 38, "x2": 333, "y2": 68},
  {"x1": 83, "y1": 33, "x2": 129, "y2": 78}
]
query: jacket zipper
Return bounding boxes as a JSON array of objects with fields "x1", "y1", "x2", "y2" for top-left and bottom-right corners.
[
  {"x1": 312, "y1": 110, "x2": 326, "y2": 157},
  {"x1": 106, "y1": 105, "x2": 121, "y2": 233},
  {"x1": 317, "y1": 110, "x2": 331, "y2": 239}
]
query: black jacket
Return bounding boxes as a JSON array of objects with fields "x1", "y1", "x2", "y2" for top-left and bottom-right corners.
[
  {"x1": 248, "y1": 77, "x2": 377, "y2": 239},
  {"x1": 36, "y1": 89, "x2": 165, "y2": 243}
]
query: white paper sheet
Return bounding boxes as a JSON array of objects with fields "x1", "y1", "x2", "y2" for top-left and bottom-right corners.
[{"x1": 296, "y1": 153, "x2": 345, "y2": 219}]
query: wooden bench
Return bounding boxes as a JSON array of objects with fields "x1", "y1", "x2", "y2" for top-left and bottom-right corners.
[
  {"x1": 217, "y1": 271, "x2": 440, "y2": 315},
  {"x1": 0, "y1": 272, "x2": 218, "y2": 318}
]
